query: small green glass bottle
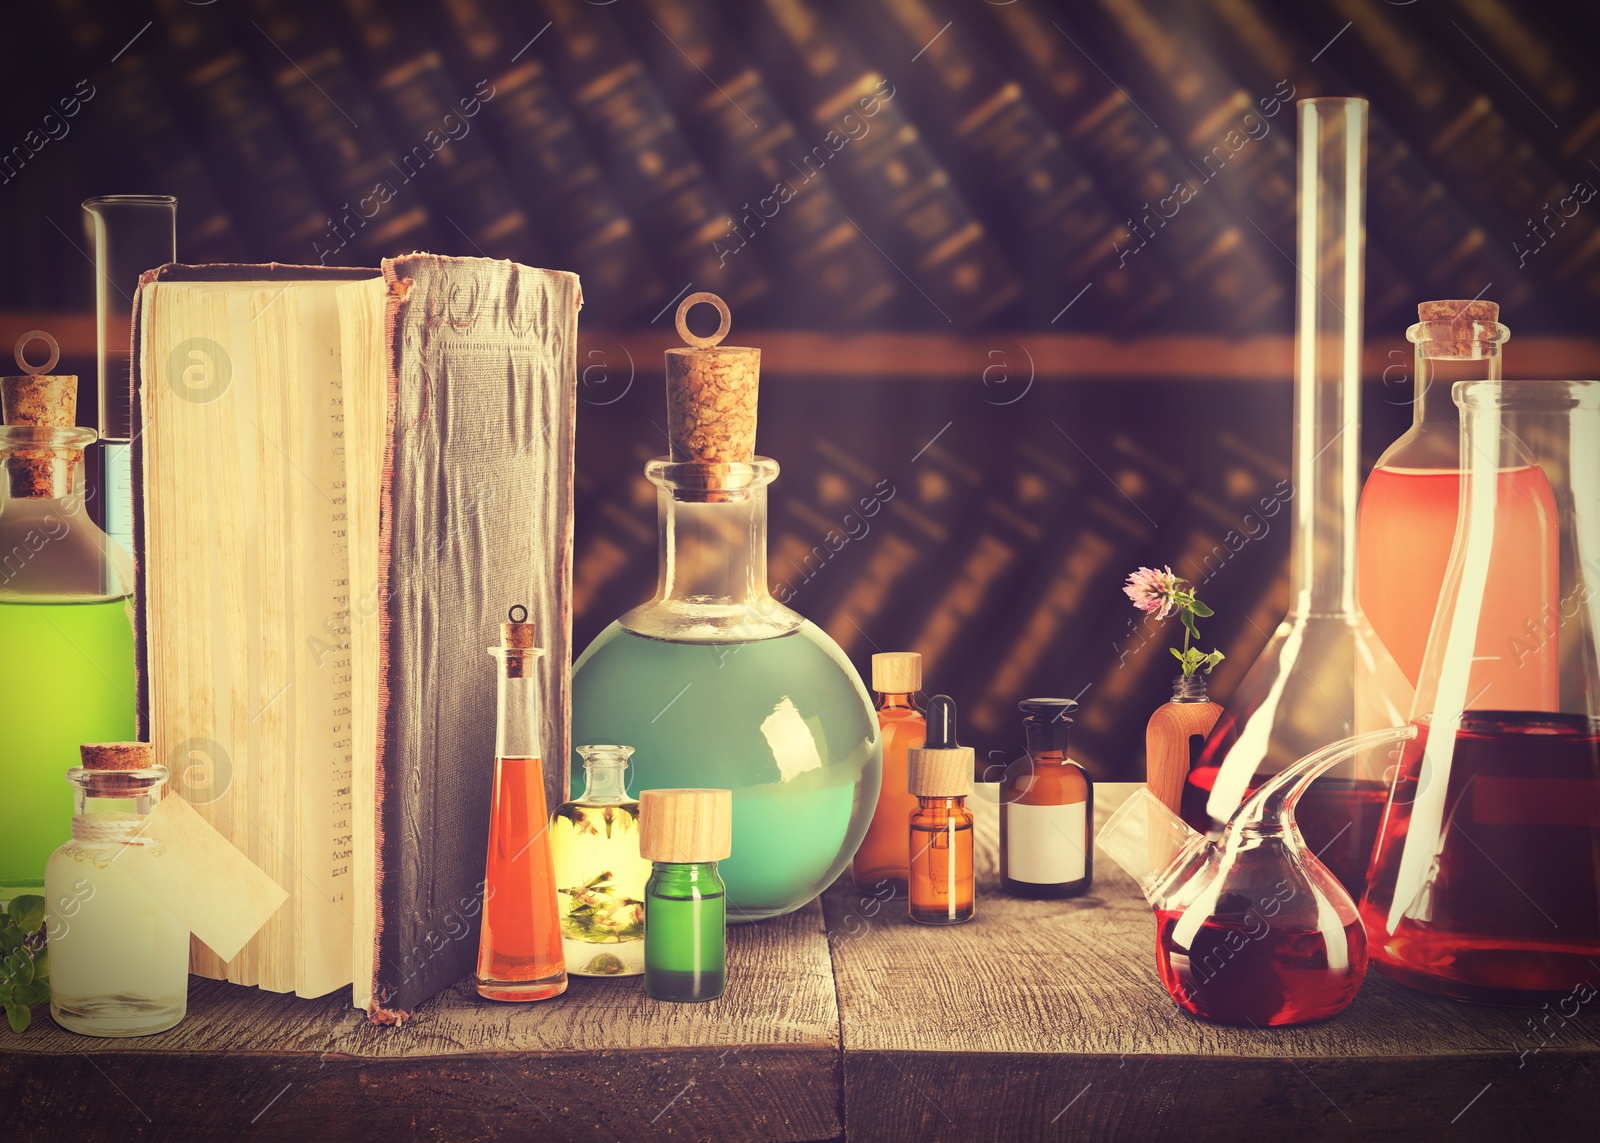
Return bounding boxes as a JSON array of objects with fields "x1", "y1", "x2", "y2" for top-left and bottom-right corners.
[{"x1": 640, "y1": 788, "x2": 731, "y2": 1003}]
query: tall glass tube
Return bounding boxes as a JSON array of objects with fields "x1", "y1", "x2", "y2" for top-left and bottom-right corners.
[
  {"x1": 1183, "y1": 99, "x2": 1411, "y2": 899},
  {"x1": 83, "y1": 195, "x2": 176, "y2": 559}
]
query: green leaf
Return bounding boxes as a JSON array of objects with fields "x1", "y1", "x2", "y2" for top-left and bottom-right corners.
[
  {"x1": 1188, "y1": 599, "x2": 1214, "y2": 618},
  {"x1": 1203, "y1": 650, "x2": 1226, "y2": 673},
  {"x1": 14, "y1": 981, "x2": 47, "y2": 1007},
  {"x1": 5, "y1": 1002, "x2": 29, "y2": 1034},
  {"x1": 8, "y1": 897, "x2": 45, "y2": 937},
  {"x1": 1169, "y1": 647, "x2": 1185, "y2": 664}
]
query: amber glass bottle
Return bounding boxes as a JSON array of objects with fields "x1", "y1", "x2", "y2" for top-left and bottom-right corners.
[
  {"x1": 1001, "y1": 698, "x2": 1092, "y2": 898},
  {"x1": 852, "y1": 652, "x2": 925, "y2": 898},
  {"x1": 907, "y1": 696, "x2": 974, "y2": 926}
]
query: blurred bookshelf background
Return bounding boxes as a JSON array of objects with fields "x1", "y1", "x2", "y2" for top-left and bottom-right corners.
[{"x1": 3, "y1": 0, "x2": 1598, "y2": 779}]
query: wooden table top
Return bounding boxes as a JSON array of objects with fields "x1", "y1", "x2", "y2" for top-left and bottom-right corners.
[{"x1": 4, "y1": 784, "x2": 1596, "y2": 1142}]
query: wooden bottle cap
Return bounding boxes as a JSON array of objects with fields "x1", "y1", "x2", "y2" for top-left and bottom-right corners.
[
  {"x1": 664, "y1": 292, "x2": 760, "y2": 467},
  {"x1": 907, "y1": 748, "x2": 972, "y2": 797},
  {"x1": 639, "y1": 788, "x2": 732, "y2": 863},
  {"x1": 79, "y1": 742, "x2": 155, "y2": 771},
  {"x1": 871, "y1": 652, "x2": 921, "y2": 694}
]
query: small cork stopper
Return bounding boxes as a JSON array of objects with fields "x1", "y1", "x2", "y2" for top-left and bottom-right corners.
[
  {"x1": 1413, "y1": 299, "x2": 1505, "y2": 361},
  {"x1": 908, "y1": 747, "x2": 973, "y2": 797},
  {"x1": 499, "y1": 604, "x2": 540, "y2": 678},
  {"x1": 665, "y1": 292, "x2": 759, "y2": 470},
  {"x1": 79, "y1": 742, "x2": 155, "y2": 771},
  {"x1": 639, "y1": 788, "x2": 732, "y2": 863},
  {"x1": 2, "y1": 374, "x2": 76, "y2": 428},
  {"x1": 1417, "y1": 299, "x2": 1499, "y2": 324},
  {"x1": 872, "y1": 652, "x2": 922, "y2": 694}
]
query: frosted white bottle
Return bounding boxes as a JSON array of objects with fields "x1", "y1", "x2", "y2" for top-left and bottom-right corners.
[{"x1": 46, "y1": 744, "x2": 188, "y2": 1037}]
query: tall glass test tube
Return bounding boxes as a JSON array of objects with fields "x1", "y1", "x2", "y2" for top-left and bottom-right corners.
[{"x1": 82, "y1": 195, "x2": 175, "y2": 558}]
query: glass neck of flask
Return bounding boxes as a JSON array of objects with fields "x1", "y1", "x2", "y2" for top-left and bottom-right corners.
[
  {"x1": 629, "y1": 459, "x2": 796, "y2": 641},
  {"x1": 1023, "y1": 721, "x2": 1071, "y2": 763},
  {"x1": 1289, "y1": 98, "x2": 1366, "y2": 618},
  {"x1": 650, "y1": 861, "x2": 722, "y2": 892},
  {"x1": 1, "y1": 426, "x2": 95, "y2": 502},
  {"x1": 492, "y1": 648, "x2": 543, "y2": 759},
  {"x1": 67, "y1": 766, "x2": 167, "y2": 843},
  {"x1": 578, "y1": 760, "x2": 630, "y2": 804},
  {"x1": 877, "y1": 691, "x2": 917, "y2": 712},
  {"x1": 1409, "y1": 320, "x2": 1508, "y2": 428}
]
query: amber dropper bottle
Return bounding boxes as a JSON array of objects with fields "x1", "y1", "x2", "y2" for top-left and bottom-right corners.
[
  {"x1": 907, "y1": 695, "x2": 974, "y2": 926},
  {"x1": 476, "y1": 606, "x2": 567, "y2": 1002},
  {"x1": 853, "y1": 652, "x2": 925, "y2": 898}
]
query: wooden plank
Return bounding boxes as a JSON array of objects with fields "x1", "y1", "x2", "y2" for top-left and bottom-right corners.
[
  {"x1": 0, "y1": 900, "x2": 841, "y2": 1142},
  {"x1": 824, "y1": 784, "x2": 1600, "y2": 1141}
]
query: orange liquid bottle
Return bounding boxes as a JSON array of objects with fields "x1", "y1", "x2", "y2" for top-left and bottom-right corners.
[
  {"x1": 907, "y1": 696, "x2": 975, "y2": 926},
  {"x1": 476, "y1": 608, "x2": 567, "y2": 1002},
  {"x1": 853, "y1": 653, "x2": 925, "y2": 898},
  {"x1": 1358, "y1": 299, "x2": 1559, "y2": 705}
]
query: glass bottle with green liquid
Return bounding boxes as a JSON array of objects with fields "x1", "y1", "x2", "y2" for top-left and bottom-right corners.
[
  {"x1": 640, "y1": 787, "x2": 732, "y2": 1003},
  {"x1": 571, "y1": 294, "x2": 880, "y2": 923},
  {"x1": 1, "y1": 340, "x2": 137, "y2": 900}
]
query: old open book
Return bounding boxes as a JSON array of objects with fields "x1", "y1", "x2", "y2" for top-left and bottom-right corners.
[{"x1": 132, "y1": 256, "x2": 578, "y2": 1019}]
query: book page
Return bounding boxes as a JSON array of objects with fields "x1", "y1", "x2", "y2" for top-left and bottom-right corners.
[
  {"x1": 337, "y1": 276, "x2": 389, "y2": 1010},
  {"x1": 139, "y1": 277, "x2": 368, "y2": 997}
]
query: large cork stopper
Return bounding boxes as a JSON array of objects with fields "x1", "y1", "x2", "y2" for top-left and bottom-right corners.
[
  {"x1": 639, "y1": 788, "x2": 732, "y2": 863},
  {"x1": 79, "y1": 742, "x2": 155, "y2": 770},
  {"x1": 872, "y1": 652, "x2": 922, "y2": 694},
  {"x1": 498, "y1": 604, "x2": 541, "y2": 678},
  {"x1": 1414, "y1": 299, "x2": 1505, "y2": 360},
  {"x1": 664, "y1": 292, "x2": 760, "y2": 474},
  {"x1": 2, "y1": 332, "x2": 85, "y2": 499}
]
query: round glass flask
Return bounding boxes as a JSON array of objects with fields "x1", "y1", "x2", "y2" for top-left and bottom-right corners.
[{"x1": 571, "y1": 294, "x2": 880, "y2": 922}]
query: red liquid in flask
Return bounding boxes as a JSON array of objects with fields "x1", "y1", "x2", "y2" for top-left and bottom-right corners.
[
  {"x1": 1183, "y1": 759, "x2": 1389, "y2": 902},
  {"x1": 1155, "y1": 909, "x2": 1366, "y2": 1026},
  {"x1": 1361, "y1": 713, "x2": 1600, "y2": 1006}
]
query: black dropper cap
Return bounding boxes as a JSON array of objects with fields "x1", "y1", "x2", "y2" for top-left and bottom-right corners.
[{"x1": 925, "y1": 694, "x2": 960, "y2": 748}]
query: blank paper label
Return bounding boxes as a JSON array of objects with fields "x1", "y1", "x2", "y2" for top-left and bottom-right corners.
[{"x1": 1006, "y1": 802, "x2": 1086, "y2": 884}]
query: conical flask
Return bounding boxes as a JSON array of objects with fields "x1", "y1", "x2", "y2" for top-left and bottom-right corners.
[
  {"x1": 1360, "y1": 379, "x2": 1597, "y2": 1006},
  {"x1": 1183, "y1": 98, "x2": 1411, "y2": 899}
]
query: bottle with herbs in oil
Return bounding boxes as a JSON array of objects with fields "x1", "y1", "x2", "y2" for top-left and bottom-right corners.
[{"x1": 550, "y1": 744, "x2": 650, "y2": 976}]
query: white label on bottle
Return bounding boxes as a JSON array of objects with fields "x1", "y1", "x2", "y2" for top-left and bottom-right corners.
[{"x1": 1005, "y1": 802, "x2": 1086, "y2": 884}]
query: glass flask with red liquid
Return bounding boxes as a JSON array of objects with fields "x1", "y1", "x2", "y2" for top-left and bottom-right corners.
[
  {"x1": 1360, "y1": 378, "x2": 1600, "y2": 1007},
  {"x1": 1358, "y1": 299, "x2": 1560, "y2": 707},
  {"x1": 1183, "y1": 98, "x2": 1412, "y2": 900},
  {"x1": 1101, "y1": 727, "x2": 1414, "y2": 1026}
]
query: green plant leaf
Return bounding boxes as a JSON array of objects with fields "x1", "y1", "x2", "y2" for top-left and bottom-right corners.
[
  {"x1": 1169, "y1": 647, "x2": 1185, "y2": 663},
  {"x1": 1203, "y1": 650, "x2": 1226, "y2": 673},
  {"x1": 5, "y1": 1002, "x2": 28, "y2": 1034},
  {"x1": 1188, "y1": 599, "x2": 1214, "y2": 618},
  {"x1": 9, "y1": 897, "x2": 45, "y2": 937},
  {"x1": 14, "y1": 981, "x2": 47, "y2": 1007}
]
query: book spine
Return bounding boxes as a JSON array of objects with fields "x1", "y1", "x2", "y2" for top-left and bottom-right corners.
[
  {"x1": 326, "y1": 0, "x2": 549, "y2": 265},
  {"x1": 422, "y1": 0, "x2": 669, "y2": 321},
  {"x1": 147, "y1": 0, "x2": 331, "y2": 256},
  {"x1": 743, "y1": 0, "x2": 1021, "y2": 327},
  {"x1": 1313, "y1": 0, "x2": 1600, "y2": 313},
  {"x1": 980, "y1": 0, "x2": 1287, "y2": 331},
  {"x1": 852, "y1": 0, "x2": 1176, "y2": 330},
  {"x1": 536, "y1": 0, "x2": 770, "y2": 312},
  {"x1": 33, "y1": 0, "x2": 246, "y2": 263},
  {"x1": 632, "y1": 0, "x2": 899, "y2": 327},
  {"x1": 1193, "y1": 0, "x2": 1530, "y2": 316},
  {"x1": 244, "y1": 0, "x2": 440, "y2": 265}
]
